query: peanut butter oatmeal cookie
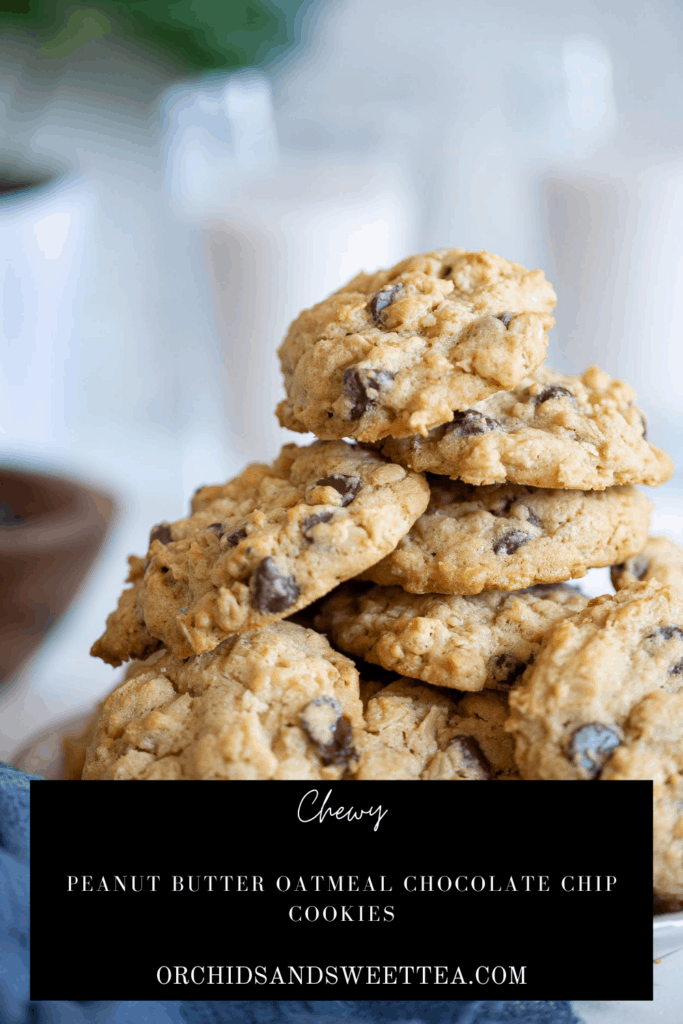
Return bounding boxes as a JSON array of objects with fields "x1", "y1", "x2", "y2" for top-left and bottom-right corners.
[
  {"x1": 316, "y1": 582, "x2": 588, "y2": 692},
  {"x1": 83, "y1": 622, "x2": 364, "y2": 780},
  {"x1": 360, "y1": 478, "x2": 652, "y2": 594},
  {"x1": 378, "y1": 365, "x2": 673, "y2": 489},
  {"x1": 277, "y1": 248, "x2": 555, "y2": 442},
  {"x1": 506, "y1": 582, "x2": 683, "y2": 780},
  {"x1": 91, "y1": 441, "x2": 429, "y2": 663}
]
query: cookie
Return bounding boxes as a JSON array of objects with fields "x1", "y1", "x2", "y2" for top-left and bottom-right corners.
[
  {"x1": 62, "y1": 703, "x2": 105, "y2": 780},
  {"x1": 505, "y1": 582, "x2": 683, "y2": 780},
  {"x1": 82, "y1": 621, "x2": 364, "y2": 780},
  {"x1": 359, "y1": 478, "x2": 652, "y2": 594},
  {"x1": 355, "y1": 678, "x2": 518, "y2": 780},
  {"x1": 316, "y1": 582, "x2": 589, "y2": 691},
  {"x1": 598, "y1": 690, "x2": 683, "y2": 902},
  {"x1": 378, "y1": 364, "x2": 673, "y2": 489},
  {"x1": 277, "y1": 248, "x2": 556, "y2": 442},
  {"x1": 612, "y1": 535, "x2": 683, "y2": 599},
  {"x1": 91, "y1": 441, "x2": 429, "y2": 663},
  {"x1": 90, "y1": 556, "x2": 162, "y2": 667}
]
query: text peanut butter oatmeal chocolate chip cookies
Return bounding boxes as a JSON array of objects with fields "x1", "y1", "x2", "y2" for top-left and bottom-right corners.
[
  {"x1": 276, "y1": 248, "x2": 556, "y2": 442},
  {"x1": 91, "y1": 440, "x2": 429, "y2": 664},
  {"x1": 316, "y1": 582, "x2": 589, "y2": 692},
  {"x1": 359, "y1": 478, "x2": 652, "y2": 594},
  {"x1": 82, "y1": 622, "x2": 365, "y2": 780},
  {"x1": 505, "y1": 582, "x2": 683, "y2": 781},
  {"x1": 379, "y1": 364, "x2": 674, "y2": 489},
  {"x1": 612, "y1": 535, "x2": 683, "y2": 599},
  {"x1": 354, "y1": 678, "x2": 518, "y2": 780}
]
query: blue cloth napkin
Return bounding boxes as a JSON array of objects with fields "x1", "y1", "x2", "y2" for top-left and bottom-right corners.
[{"x1": 0, "y1": 762, "x2": 579, "y2": 1024}]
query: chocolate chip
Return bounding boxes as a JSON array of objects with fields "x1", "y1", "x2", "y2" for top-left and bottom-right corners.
[
  {"x1": 301, "y1": 511, "x2": 334, "y2": 539},
  {"x1": 524, "y1": 506, "x2": 542, "y2": 529},
  {"x1": 493, "y1": 530, "x2": 530, "y2": 556},
  {"x1": 649, "y1": 625, "x2": 683, "y2": 642},
  {"x1": 149, "y1": 523, "x2": 172, "y2": 545},
  {"x1": 534, "y1": 386, "x2": 574, "y2": 406},
  {"x1": 496, "y1": 311, "x2": 516, "y2": 328},
  {"x1": 441, "y1": 265, "x2": 452, "y2": 278},
  {"x1": 300, "y1": 696, "x2": 356, "y2": 767},
  {"x1": 161, "y1": 566, "x2": 169, "y2": 574},
  {"x1": 343, "y1": 367, "x2": 395, "y2": 419},
  {"x1": 568, "y1": 723, "x2": 621, "y2": 778},
  {"x1": 652, "y1": 625, "x2": 683, "y2": 677},
  {"x1": 444, "y1": 409, "x2": 501, "y2": 437},
  {"x1": 207, "y1": 522, "x2": 224, "y2": 539},
  {"x1": 343, "y1": 368, "x2": 369, "y2": 418},
  {"x1": 226, "y1": 526, "x2": 247, "y2": 548},
  {"x1": 643, "y1": 625, "x2": 683, "y2": 672},
  {"x1": 368, "y1": 284, "x2": 403, "y2": 323},
  {"x1": 315, "y1": 474, "x2": 361, "y2": 506},
  {"x1": 449, "y1": 735, "x2": 492, "y2": 779},
  {"x1": 490, "y1": 653, "x2": 530, "y2": 687},
  {"x1": 251, "y1": 557, "x2": 300, "y2": 613},
  {"x1": 324, "y1": 717, "x2": 355, "y2": 766}
]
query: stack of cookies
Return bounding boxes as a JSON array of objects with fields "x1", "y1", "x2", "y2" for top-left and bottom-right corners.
[{"x1": 82, "y1": 248, "x2": 682, "y2": 906}]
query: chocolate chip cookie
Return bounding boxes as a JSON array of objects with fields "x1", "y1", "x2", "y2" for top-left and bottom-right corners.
[
  {"x1": 316, "y1": 582, "x2": 588, "y2": 691},
  {"x1": 90, "y1": 555, "x2": 162, "y2": 667},
  {"x1": 355, "y1": 678, "x2": 518, "y2": 780},
  {"x1": 359, "y1": 478, "x2": 652, "y2": 594},
  {"x1": 598, "y1": 689, "x2": 683, "y2": 902},
  {"x1": 379, "y1": 364, "x2": 673, "y2": 489},
  {"x1": 506, "y1": 582, "x2": 683, "y2": 780},
  {"x1": 612, "y1": 535, "x2": 683, "y2": 599},
  {"x1": 91, "y1": 441, "x2": 429, "y2": 663},
  {"x1": 83, "y1": 621, "x2": 364, "y2": 780},
  {"x1": 277, "y1": 248, "x2": 556, "y2": 442}
]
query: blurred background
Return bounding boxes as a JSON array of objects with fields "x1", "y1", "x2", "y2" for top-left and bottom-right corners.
[{"x1": 2, "y1": 0, "x2": 683, "y2": 768}]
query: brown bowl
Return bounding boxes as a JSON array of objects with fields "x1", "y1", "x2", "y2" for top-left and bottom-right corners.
[{"x1": 0, "y1": 467, "x2": 115, "y2": 687}]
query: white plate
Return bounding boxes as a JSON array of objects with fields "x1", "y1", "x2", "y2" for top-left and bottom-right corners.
[
  {"x1": 571, "y1": 918, "x2": 683, "y2": 1024},
  {"x1": 653, "y1": 910, "x2": 683, "y2": 958}
]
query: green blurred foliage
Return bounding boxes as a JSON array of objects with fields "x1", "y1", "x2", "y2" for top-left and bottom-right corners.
[{"x1": 0, "y1": 0, "x2": 315, "y2": 72}]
